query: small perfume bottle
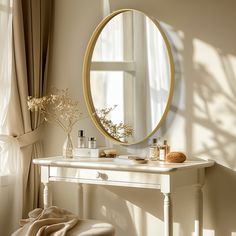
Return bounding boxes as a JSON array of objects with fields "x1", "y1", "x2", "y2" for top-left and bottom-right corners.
[
  {"x1": 159, "y1": 140, "x2": 170, "y2": 161},
  {"x1": 78, "y1": 130, "x2": 86, "y2": 148},
  {"x1": 149, "y1": 138, "x2": 159, "y2": 161},
  {"x1": 88, "y1": 137, "x2": 97, "y2": 149}
]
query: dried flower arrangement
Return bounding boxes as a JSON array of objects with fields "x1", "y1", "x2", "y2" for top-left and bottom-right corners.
[
  {"x1": 27, "y1": 88, "x2": 82, "y2": 133},
  {"x1": 28, "y1": 88, "x2": 133, "y2": 143},
  {"x1": 95, "y1": 105, "x2": 133, "y2": 142}
]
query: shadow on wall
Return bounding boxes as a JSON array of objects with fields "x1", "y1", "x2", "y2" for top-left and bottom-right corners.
[
  {"x1": 109, "y1": 0, "x2": 236, "y2": 235},
  {"x1": 46, "y1": 0, "x2": 236, "y2": 235},
  {"x1": 87, "y1": 184, "x2": 199, "y2": 236},
  {"x1": 204, "y1": 165, "x2": 236, "y2": 236},
  {"x1": 86, "y1": 185, "x2": 139, "y2": 236},
  {"x1": 182, "y1": 21, "x2": 236, "y2": 236},
  {"x1": 168, "y1": 27, "x2": 236, "y2": 236},
  {"x1": 164, "y1": 3, "x2": 236, "y2": 236},
  {"x1": 88, "y1": 185, "x2": 164, "y2": 236}
]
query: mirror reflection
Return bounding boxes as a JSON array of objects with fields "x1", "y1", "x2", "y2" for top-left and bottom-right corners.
[{"x1": 88, "y1": 10, "x2": 173, "y2": 144}]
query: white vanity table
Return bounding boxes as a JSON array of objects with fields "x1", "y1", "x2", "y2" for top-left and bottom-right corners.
[{"x1": 33, "y1": 156, "x2": 214, "y2": 236}]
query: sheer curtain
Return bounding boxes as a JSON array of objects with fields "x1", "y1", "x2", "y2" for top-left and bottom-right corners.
[
  {"x1": 0, "y1": 0, "x2": 23, "y2": 235},
  {"x1": 145, "y1": 19, "x2": 170, "y2": 131},
  {"x1": 0, "y1": 0, "x2": 52, "y2": 235}
]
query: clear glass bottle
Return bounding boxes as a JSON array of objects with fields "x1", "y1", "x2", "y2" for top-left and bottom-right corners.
[
  {"x1": 88, "y1": 137, "x2": 97, "y2": 149},
  {"x1": 78, "y1": 130, "x2": 86, "y2": 148},
  {"x1": 159, "y1": 140, "x2": 170, "y2": 161},
  {"x1": 149, "y1": 138, "x2": 159, "y2": 161}
]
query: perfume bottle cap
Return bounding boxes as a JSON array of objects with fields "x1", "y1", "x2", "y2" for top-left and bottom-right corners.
[
  {"x1": 78, "y1": 130, "x2": 84, "y2": 137},
  {"x1": 163, "y1": 140, "x2": 167, "y2": 145},
  {"x1": 152, "y1": 138, "x2": 158, "y2": 144},
  {"x1": 88, "y1": 137, "x2": 96, "y2": 141}
]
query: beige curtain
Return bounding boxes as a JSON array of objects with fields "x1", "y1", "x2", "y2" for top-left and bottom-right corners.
[{"x1": 8, "y1": 0, "x2": 52, "y2": 217}]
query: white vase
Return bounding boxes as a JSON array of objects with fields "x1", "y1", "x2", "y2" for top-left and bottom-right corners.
[{"x1": 62, "y1": 132, "x2": 73, "y2": 158}]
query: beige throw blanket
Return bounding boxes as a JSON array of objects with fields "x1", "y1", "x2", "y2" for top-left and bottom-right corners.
[{"x1": 12, "y1": 206, "x2": 79, "y2": 236}]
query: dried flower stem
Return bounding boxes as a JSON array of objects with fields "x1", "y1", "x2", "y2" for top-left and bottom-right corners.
[
  {"x1": 27, "y1": 88, "x2": 82, "y2": 133},
  {"x1": 96, "y1": 105, "x2": 133, "y2": 142}
]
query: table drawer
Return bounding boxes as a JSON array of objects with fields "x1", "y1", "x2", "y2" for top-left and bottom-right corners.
[{"x1": 49, "y1": 167, "x2": 162, "y2": 189}]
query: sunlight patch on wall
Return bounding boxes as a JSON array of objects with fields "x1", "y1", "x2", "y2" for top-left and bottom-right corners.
[
  {"x1": 100, "y1": 203, "x2": 128, "y2": 230},
  {"x1": 102, "y1": 0, "x2": 110, "y2": 18},
  {"x1": 193, "y1": 39, "x2": 231, "y2": 95},
  {"x1": 99, "y1": 196, "x2": 129, "y2": 231},
  {"x1": 192, "y1": 39, "x2": 236, "y2": 168},
  {"x1": 202, "y1": 229, "x2": 215, "y2": 236},
  {"x1": 126, "y1": 201, "x2": 163, "y2": 236},
  {"x1": 125, "y1": 201, "x2": 180, "y2": 236},
  {"x1": 228, "y1": 55, "x2": 236, "y2": 78}
]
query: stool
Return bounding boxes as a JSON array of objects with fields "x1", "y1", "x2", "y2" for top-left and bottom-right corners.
[{"x1": 67, "y1": 219, "x2": 115, "y2": 236}]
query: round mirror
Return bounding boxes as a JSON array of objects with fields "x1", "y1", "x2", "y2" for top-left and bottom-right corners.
[{"x1": 83, "y1": 9, "x2": 174, "y2": 145}]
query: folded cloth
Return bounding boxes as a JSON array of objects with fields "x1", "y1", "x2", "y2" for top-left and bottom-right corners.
[{"x1": 12, "y1": 206, "x2": 79, "y2": 236}]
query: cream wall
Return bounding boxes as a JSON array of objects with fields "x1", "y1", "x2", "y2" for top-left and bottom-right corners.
[{"x1": 43, "y1": 0, "x2": 236, "y2": 235}]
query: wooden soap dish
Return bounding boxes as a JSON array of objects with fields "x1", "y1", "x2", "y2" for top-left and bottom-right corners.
[{"x1": 128, "y1": 156, "x2": 148, "y2": 164}]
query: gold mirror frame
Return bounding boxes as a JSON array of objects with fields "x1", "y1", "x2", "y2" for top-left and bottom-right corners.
[{"x1": 83, "y1": 9, "x2": 175, "y2": 145}]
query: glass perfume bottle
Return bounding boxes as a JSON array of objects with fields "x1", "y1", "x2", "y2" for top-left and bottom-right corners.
[
  {"x1": 159, "y1": 140, "x2": 170, "y2": 161},
  {"x1": 78, "y1": 130, "x2": 86, "y2": 148},
  {"x1": 88, "y1": 137, "x2": 97, "y2": 149},
  {"x1": 149, "y1": 138, "x2": 159, "y2": 161}
]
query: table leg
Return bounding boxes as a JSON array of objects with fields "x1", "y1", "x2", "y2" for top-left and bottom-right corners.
[
  {"x1": 77, "y1": 183, "x2": 84, "y2": 218},
  {"x1": 43, "y1": 182, "x2": 52, "y2": 209},
  {"x1": 194, "y1": 185, "x2": 203, "y2": 236},
  {"x1": 163, "y1": 193, "x2": 173, "y2": 236}
]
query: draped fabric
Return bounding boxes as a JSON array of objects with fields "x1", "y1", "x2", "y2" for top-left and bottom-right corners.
[
  {"x1": 0, "y1": 1, "x2": 22, "y2": 235},
  {"x1": 0, "y1": 0, "x2": 12, "y2": 131},
  {"x1": 7, "y1": 0, "x2": 52, "y2": 220},
  {"x1": 0, "y1": 135, "x2": 22, "y2": 235}
]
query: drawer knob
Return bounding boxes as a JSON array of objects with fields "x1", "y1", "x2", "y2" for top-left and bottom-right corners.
[
  {"x1": 96, "y1": 172, "x2": 102, "y2": 178},
  {"x1": 96, "y1": 172, "x2": 108, "y2": 180}
]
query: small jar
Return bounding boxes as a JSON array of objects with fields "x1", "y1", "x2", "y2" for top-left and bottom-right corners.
[
  {"x1": 78, "y1": 130, "x2": 86, "y2": 148},
  {"x1": 88, "y1": 137, "x2": 97, "y2": 149}
]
